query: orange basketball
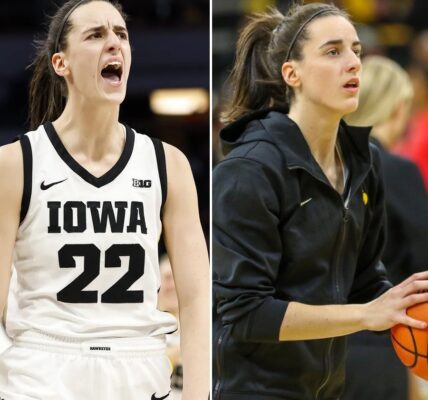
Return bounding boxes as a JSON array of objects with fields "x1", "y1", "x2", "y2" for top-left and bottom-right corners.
[{"x1": 391, "y1": 302, "x2": 428, "y2": 380}]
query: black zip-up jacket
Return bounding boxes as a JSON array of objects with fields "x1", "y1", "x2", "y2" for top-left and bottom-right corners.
[{"x1": 212, "y1": 110, "x2": 392, "y2": 400}]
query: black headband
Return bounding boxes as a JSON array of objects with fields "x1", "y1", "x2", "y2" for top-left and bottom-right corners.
[
  {"x1": 284, "y1": 9, "x2": 332, "y2": 62},
  {"x1": 54, "y1": 0, "x2": 87, "y2": 53}
]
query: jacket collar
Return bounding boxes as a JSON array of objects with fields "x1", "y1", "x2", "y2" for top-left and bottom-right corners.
[
  {"x1": 261, "y1": 111, "x2": 371, "y2": 161},
  {"x1": 259, "y1": 111, "x2": 373, "y2": 185},
  {"x1": 222, "y1": 109, "x2": 373, "y2": 188}
]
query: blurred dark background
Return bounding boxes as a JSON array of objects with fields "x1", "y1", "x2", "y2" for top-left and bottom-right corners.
[
  {"x1": 0, "y1": 0, "x2": 209, "y2": 241},
  {"x1": 213, "y1": 0, "x2": 428, "y2": 95}
]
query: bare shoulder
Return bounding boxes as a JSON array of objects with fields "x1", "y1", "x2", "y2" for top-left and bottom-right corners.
[
  {"x1": 0, "y1": 141, "x2": 24, "y2": 201},
  {"x1": 0, "y1": 141, "x2": 23, "y2": 178},
  {"x1": 162, "y1": 142, "x2": 192, "y2": 172},
  {"x1": 162, "y1": 142, "x2": 195, "y2": 188},
  {"x1": 161, "y1": 142, "x2": 197, "y2": 211}
]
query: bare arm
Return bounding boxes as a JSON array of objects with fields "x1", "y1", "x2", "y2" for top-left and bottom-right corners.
[
  {"x1": 280, "y1": 271, "x2": 428, "y2": 341},
  {"x1": 162, "y1": 143, "x2": 209, "y2": 399},
  {"x1": 0, "y1": 142, "x2": 23, "y2": 323}
]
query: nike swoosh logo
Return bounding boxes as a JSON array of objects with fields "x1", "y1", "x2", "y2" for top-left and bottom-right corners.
[
  {"x1": 151, "y1": 391, "x2": 171, "y2": 400},
  {"x1": 40, "y1": 178, "x2": 68, "y2": 190},
  {"x1": 300, "y1": 198, "x2": 312, "y2": 206}
]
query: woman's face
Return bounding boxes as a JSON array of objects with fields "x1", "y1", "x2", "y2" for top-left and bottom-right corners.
[
  {"x1": 290, "y1": 15, "x2": 362, "y2": 116},
  {"x1": 59, "y1": 1, "x2": 131, "y2": 105}
]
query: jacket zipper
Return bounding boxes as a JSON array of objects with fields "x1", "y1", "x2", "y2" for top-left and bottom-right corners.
[
  {"x1": 315, "y1": 337, "x2": 334, "y2": 400},
  {"x1": 288, "y1": 164, "x2": 363, "y2": 398},
  {"x1": 334, "y1": 193, "x2": 351, "y2": 300},
  {"x1": 214, "y1": 326, "x2": 228, "y2": 400},
  {"x1": 316, "y1": 191, "x2": 351, "y2": 399}
]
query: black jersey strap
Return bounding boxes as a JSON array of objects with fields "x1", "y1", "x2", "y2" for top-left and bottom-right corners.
[
  {"x1": 18, "y1": 135, "x2": 33, "y2": 224},
  {"x1": 150, "y1": 137, "x2": 167, "y2": 217}
]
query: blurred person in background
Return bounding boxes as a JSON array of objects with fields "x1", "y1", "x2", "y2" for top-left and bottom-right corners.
[
  {"x1": 0, "y1": 0, "x2": 209, "y2": 399},
  {"x1": 395, "y1": 31, "x2": 428, "y2": 190},
  {"x1": 344, "y1": 55, "x2": 428, "y2": 400}
]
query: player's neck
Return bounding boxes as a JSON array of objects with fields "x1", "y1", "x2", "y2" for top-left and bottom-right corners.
[
  {"x1": 52, "y1": 99, "x2": 123, "y2": 159},
  {"x1": 288, "y1": 102, "x2": 341, "y2": 171}
]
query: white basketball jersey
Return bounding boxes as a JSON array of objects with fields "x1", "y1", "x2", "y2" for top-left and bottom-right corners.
[{"x1": 6, "y1": 122, "x2": 177, "y2": 339}]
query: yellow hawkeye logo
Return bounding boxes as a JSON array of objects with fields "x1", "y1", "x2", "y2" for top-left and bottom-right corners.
[{"x1": 362, "y1": 191, "x2": 368, "y2": 205}]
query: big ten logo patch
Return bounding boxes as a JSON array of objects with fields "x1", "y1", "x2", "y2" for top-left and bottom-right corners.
[{"x1": 132, "y1": 179, "x2": 151, "y2": 188}]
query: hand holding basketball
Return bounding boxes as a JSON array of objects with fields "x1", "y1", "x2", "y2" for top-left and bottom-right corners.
[
  {"x1": 363, "y1": 271, "x2": 428, "y2": 332},
  {"x1": 391, "y1": 302, "x2": 428, "y2": 380}
]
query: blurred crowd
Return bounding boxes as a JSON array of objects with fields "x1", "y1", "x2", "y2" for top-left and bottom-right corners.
[{"x1": 0, "y1": 0, "x2": 208, "y2": 30}]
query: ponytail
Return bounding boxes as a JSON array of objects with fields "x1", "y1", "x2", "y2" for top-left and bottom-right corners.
[
  {"x1": 221, "y1": 3, "x2": 349, "y2": 124},
  {"x1": 220, "y1": 8, "x2": 286, "y2": 124},
  {"x1": 28, "y1": 45, "x2": 66, "y2": 130}
]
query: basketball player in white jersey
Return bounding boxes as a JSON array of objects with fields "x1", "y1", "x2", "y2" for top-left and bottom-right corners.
[{"x1": 0, "y1": 1, "x2": 209, "y2": 399}]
